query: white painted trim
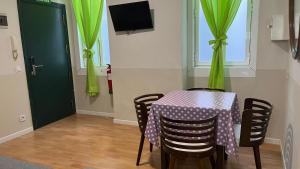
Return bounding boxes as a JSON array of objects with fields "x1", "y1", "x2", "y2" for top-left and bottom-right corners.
[
  {"x1": 0, "y1": 127, "x2": 33, "y2": 144},
  {"x1": 77, "y1": 109, "x2": 114, "y2": 118},
  {"x1": 113, "y1": 119, "x2": 138, "y2": 126},
  {"x1": 264, "y1": 137, "x2": 281, "y2": 145},
  {"x1": 77, "y1": 67, "x2": 107, "y2": 76},
  {"x1": 280, "y1": 141, "x2": 287, "y2": 169},
  {"x1": 191, "y1": 65, "x2": 256, "y2": 77}
]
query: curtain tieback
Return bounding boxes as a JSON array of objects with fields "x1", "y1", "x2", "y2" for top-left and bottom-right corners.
[
  {"x1": 209, "y1": 35, "x2": 228, "y2": 50},
  {"x1": 83, "y1": 48, "x2": 94, "y2": 59}
]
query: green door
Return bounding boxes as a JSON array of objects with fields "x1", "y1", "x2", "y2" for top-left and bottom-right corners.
[{"x1": 18, "y1": 0, "x2": 76, "y2": 129}]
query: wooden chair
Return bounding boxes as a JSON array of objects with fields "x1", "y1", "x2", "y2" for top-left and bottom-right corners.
[
  {"x1": 134, "y1": 93, "x2": 164, "y2": 166},
  {"x1": 187, "y1": 88, "x2": 225, "y2": 92},
  {"x1": 187, "y1": 87, "x2": 227, "y2": 161},
  {"x1": 235, "y1": 98, "x2": 273, "y2": 169},
  {"x1": 160, "y1": 115, "x2": 217, "y2": 169}
]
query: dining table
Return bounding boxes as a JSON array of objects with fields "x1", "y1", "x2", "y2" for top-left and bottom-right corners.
[{"x1": 144, "y1": 90, "x2": 241, "y2": 169}]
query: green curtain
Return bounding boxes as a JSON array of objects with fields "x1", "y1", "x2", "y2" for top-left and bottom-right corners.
[
  {"x1": 72, "y1": 0, "x2": 104, "y2": 96},
  {"x1": 200, "y1": 0, "x2": 241, "y2": 89}
]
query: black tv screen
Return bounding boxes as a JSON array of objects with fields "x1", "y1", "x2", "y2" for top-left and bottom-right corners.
[{"x1": 109, "y1": 1, "x2": 153, "y2": 32}]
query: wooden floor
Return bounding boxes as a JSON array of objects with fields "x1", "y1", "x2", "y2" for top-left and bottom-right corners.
[{"x1": 0, "y1": 115, "x2": 283, "y2": 169}]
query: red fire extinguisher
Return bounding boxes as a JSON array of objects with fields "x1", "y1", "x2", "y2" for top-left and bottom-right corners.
[{"x1": 107, "y1": 64, "x2": 113, "y2": 94}]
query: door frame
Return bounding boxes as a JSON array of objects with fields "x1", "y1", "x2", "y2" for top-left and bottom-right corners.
[{"x1": 17, "y1": 0, "x2": 76, "y2": 129}]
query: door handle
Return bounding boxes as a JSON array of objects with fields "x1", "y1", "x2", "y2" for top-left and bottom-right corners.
[
  {"x1": 33, "y1": 65, "x2": 44, "y2": 68},
  {"x1": 32, "y1": 64, "x2": 44, "y2": 76}
]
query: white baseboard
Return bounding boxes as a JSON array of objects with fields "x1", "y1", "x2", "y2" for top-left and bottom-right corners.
[
  {"x1": 77, "y1": 110, "x2": 137, "y2": 126},
  {"x1": 77, "y1": 109, "x2": 114, "y2": 118},
  {"x1": 264, "y1": 137, "x2": 281, "y2": 145},
  {"x1": 0, "y1": 127, "x2": 33, "y2": 144},
  {"x1": 113, "y1": 119, "x2": 138, "y2": 126},
  {"x1": 280, "y1": 142, "x2": 287, "y2": 169}
]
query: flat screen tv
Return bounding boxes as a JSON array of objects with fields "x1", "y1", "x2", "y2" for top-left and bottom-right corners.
[{"x1": 109, "y1": 1, "x2": 153, "y2": 32}]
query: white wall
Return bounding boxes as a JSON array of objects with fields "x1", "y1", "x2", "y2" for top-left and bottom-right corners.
[
  {"x1": 73, "y1": 0, "x2": 290, "y2": 142},
  {"x1": 0, "y1": 0, "x2": 33, "y2": 139},
  {"x1": 0, "y1": 0, "x2": 79, "y2": 141},
  {"x1": 0, "y1": 0, "x2": 115, "y2": 141},
  {"x1": 0, "y1": 3, "x2": 297, "y2": 168},
  {"x1": 107, "y1": 0, "x2": 187, "y2": 121},
  {"x1": 284, "y1": 58, "x2": 300, "y2": 169},
  {"x1": 189, "y1": 0, "x2": 289, "y2": 141},
  {"x1": 55, "y1": 0, "x2": 114, "y2": 114},
  {"x1": 76, "y1": 0, "x2": 291, "y2": 143},
  {"x1": 283, "y1": 0, "x2": 300, "y2": 167},
  {"x1": 73, "y1": 0, "x2": 189, "y2": 116}
]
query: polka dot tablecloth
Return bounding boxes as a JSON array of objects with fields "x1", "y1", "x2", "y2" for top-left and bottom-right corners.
[{"x1": 144, "y1": 90, "x2": 241, "y2": 156}]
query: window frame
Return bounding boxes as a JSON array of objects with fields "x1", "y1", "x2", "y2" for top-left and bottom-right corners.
[{"x1": 188, "y1": 0, "x2": 259, "y2": 77}]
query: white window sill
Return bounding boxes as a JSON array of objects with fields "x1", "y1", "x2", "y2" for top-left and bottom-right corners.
[
  {"x1": 191, "y1": 65, "x2": 256, "y2": 78},
  {"x1": 77, "y1": 67, "x2": 107, "y2": 76}
]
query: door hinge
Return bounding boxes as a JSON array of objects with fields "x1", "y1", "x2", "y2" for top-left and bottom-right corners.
[
  {"x1": 70, "y1": 99, "x2": 75, "y2": 112},
  {"x1": 65, "y1": 44, "x2": 69, "y2": 54},
  {"x1": 62, "y1": 14, "x2": 66, "y2": 26},
  {"x1": 69, "y1": 69, "x2": 73, "y2": 82}
]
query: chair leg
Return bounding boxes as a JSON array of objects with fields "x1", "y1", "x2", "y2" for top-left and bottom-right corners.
[
  {"x1": 161, "y1": 148, "x2": 169, "y2": 169},
  {"x1": 216, "y1": 145, "x2": 225, "y2": 169},
  {"x1": 169, "y1": 155, "x2": 176, "y2": 169},
  {"x1": 150, "y1": 143, "x2": 153, "y2": 152},
  {"x1": 209, "y1": 155, "x2": 215, "y2": 169},
  {"x1": 224, "y1": 152, "x2": 228, "y2": 161},
  {"x1": 136, "y1": 134, "x2": 145, "y2": 166},
  {"x1": 253, "y1": 146, "x2": 262, "y2": 169}
]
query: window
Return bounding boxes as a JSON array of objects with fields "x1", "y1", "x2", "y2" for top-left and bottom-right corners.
[
  {"x1": 194, "y1": 0, "x2": 251, "y2": 66},
  {"x1": 78, "y1": 0, "x2": 110, "y2": 69}
]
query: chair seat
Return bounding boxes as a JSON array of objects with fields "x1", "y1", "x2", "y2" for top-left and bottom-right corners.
[{"x1": 234, "y1": 124, "x2": 241, "y2": 145}]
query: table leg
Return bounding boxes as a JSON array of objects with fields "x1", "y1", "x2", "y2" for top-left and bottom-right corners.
[
  {"x1": 161, "y1": 147, "x2": 169, "y2": 169},
  {"x1": 216, "y1": 145, "x2": 225, "y2": 169}
]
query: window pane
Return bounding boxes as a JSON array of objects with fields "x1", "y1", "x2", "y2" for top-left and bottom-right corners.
[
  {"x1": 226, "y1": 0, "x2": 248, "y2": 63},
  {"x1": 198, "y1": 0, "x2": 248, "y2": 64},
  {"x1": 198, "y1": 5, "x2": 214, "y2": 63},
  {"x1": 100, "y1": 0, "x2": 111, "y2": 66}
]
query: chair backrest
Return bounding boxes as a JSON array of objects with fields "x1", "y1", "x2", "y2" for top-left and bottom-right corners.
[
  {"x1": 134, "y1": 93, "x2": 164, "y2": 133},
  {"x1": 239, "y1": 98, "x2": 273, "y2": 147},
  {"x1": 160, "y1": 115, "x2": 217, "y2": 158},
  {"x1": 187, "y1": 88, "x2": 225, "y2": 92}
]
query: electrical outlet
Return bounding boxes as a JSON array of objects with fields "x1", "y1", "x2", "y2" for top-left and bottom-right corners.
[
  {"x1": 19, "y1": 115, "x2": 26, "y2": 122},
  {"x1": 0, "y1": 14, "x2": 8, "y2": 29}
]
